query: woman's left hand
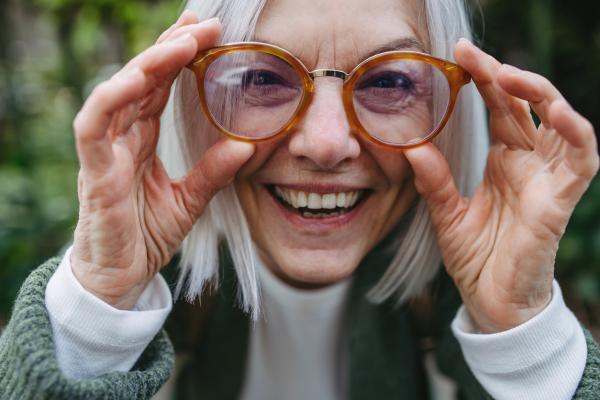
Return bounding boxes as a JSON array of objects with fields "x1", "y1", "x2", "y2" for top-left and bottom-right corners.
[{"x1": 403, "y1": 39, "x2": 599, "y2": 334}]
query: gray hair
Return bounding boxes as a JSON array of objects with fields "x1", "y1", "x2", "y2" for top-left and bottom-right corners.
[{"x1": 159, "y1": 0, "x2": 489, "y2": 320}]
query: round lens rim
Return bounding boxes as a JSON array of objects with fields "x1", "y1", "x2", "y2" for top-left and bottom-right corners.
[
  {"x1": 188, "y1": 43, "x2": 314, "y2": 143},
  {"x1": 344, "y1": 52, "x2": 453, "y2": 148},
  {"x1": 343, "y1": 51, "x2": 471, "y2": 149}
]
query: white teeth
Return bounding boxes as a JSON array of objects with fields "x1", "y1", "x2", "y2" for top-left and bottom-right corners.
[
  {"x1": 302, "y1": 212, "x2": 328, "y2": 219},
  {"x1": 307, "y1": 193, "x2": 322, "y2": 209},
  {"x1": 345, "y1": 193, "x2": 352, "y2": 207},
  {"x1": 336, "y1": 192, "x2": 346, "y2": 207},
  {"x1": 274, "y1": 185, "x2": 363, "y2": 214},
  {"x1": 297, "y1": 191, "x2": 308, "y2": 207},
  {"x1": 290, "y1": 191, "x2": 298, "y2": 208},
  {"x1": 322, "y1": 193, "x2": 337, "y2": 209},
  {"x1": 276, "y1": 186, "x2": 285, "y2": 199},
  {"x1": 349, "y1": 191, "x2": 359, "y2": 207}
]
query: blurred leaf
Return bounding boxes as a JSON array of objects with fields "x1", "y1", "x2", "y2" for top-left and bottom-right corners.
[
  {"x1": 573, "y1": 273, "x2": 600, "y2": 303},
  {"x1": 0, "y1": 0, "x2": 180, "y2": 318}
]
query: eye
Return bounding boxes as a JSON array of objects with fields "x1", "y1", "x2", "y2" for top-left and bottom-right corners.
[
  {"x1": 356, "y1": 71, "x2": 414, "y2": 91},
  {"x1": 243, "y1": 70, "x2": 287, "y2": 88}
]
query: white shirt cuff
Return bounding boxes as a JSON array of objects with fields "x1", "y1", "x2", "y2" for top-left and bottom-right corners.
[
  {"x1": 451, "y1": 280, "x2": 587, "y2": 400},
  {"x1": 45, "y1": 246, "x2": 173, "y2": 379}
]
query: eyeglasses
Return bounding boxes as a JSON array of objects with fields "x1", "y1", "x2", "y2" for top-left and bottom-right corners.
[{"x1": 185, "y1": 42, "x2": 471, "y2": 149}]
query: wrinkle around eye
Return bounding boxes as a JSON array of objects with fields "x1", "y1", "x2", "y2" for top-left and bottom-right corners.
[{"x1": 243, "y1": 86, "x2": 303, "y2": 107}]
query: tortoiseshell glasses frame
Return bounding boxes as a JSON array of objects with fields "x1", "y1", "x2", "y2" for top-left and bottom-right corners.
[{"x1": 185, "y1": 42, "x2": 471, "y2": 149}]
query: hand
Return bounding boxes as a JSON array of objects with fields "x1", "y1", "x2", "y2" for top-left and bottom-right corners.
[
  {"x1": 403, "y1": 39, "x2": 599, "y2": 333},
  {"x1": 71, "y1": 11, "x2": 255, "y2": 310}
]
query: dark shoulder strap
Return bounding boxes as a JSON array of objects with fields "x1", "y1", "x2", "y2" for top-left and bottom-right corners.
[
  {"x1": 348, "y1": 243, "x2": 430, "y2": 400},
  {"x1": 428, "y1": 267, "x2": 491, "y2": 400},
  {"x1": 173, "y1": 245, "x2": 250, "y2": 400}
]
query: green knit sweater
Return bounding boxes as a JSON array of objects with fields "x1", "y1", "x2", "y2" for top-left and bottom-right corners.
[{"x1": 0, "y1": 255, "x2": 599, "y2": 399}]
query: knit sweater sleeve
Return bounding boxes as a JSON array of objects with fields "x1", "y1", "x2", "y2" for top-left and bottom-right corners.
[
  {"x1": 573, "y1": 327, "x2": 600, "y2": 399},
  {"x1": 0, "y1": 257, "x2": 175, "y2": 400}
]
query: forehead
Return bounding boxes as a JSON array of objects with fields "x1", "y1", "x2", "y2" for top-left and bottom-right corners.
[{"x1": 255, "y1": 0, "x2": 428, "y2": 72}]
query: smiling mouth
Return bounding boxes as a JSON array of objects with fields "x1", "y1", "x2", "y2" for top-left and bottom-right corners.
[{"x1": 267, "y1": 184, "x2": 370, "y2": 219}]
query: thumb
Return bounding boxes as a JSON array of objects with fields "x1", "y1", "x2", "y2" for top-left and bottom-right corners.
[
  {"x1": 403, "y1": 143, "x2": 465, "y2": 233},
  {"x1": 179, "y1": 138, "x2": 255, "y2": 220}
]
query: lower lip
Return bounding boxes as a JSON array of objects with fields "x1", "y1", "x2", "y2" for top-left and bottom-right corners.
[{"x1": 267, "y1": 188, "x2": 369, "y2": 232}]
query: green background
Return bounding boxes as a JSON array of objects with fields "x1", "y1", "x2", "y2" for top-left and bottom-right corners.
[{"x1": 0, "y1": 0, "x2": 599, "y2": 338}]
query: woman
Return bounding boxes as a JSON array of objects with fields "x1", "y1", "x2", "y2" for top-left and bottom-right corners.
[{"x1": 1, "y1": 0, "x2": 598, "y2": 398}]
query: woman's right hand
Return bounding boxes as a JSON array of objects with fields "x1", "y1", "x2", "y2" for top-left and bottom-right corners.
[{"x1": 70, "y1": 11, "x2": 255, "y2": 310}]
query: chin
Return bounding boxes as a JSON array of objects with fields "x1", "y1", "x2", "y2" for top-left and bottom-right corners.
[
  {"x1": 259, "y1": 244, "x2": 363, "y2": 288},
  {"x1": 251, "y1": 183, "x2": 378, "y2": 284}
]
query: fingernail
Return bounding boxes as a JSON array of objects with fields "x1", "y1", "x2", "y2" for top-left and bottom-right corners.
[
  {"x1": 172, "y1": 33, "x2": 192, "y2": 45},
  {"x1": 503, "y1": 64, "x2": 524, "y2": 74},
  {"x1": 116, "y1": 67, "x2": 142, "y2": 82},
  {"x1": 459, "y1": 38, "x2": 473, "y2": 46},
  {"x1": 178, "y1": 9, "x2": 195, "y2": 22},
  {"x1": 201, "y1": 17, "x2": 219, "y2": 25}
]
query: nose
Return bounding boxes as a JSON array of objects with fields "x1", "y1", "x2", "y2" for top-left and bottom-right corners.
[{"x1": 288, "y1": 77, "x2": 360, "y2": 169}]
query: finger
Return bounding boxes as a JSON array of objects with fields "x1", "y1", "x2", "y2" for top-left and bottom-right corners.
[
  {"x1": 454, "y1": 39, "x2": 519, "y2": 113},
  {"x1": 454, "y1": 39, "x2": 536, "y2": 148},
  {"x1": 162, "y1": 18, "x2": 221, "y2": 52},
  {"x1": 128, "y1": 18, "x2": 221, "y2": 80},
  {"x1": 156, "y1": 10, "x2": 199, "y2": 44},
  {"x1": 74, "y1": 31, "x2": 197, "y2": 172},
  {"x1": 496, "y1": 65, "x2": 563, "y2": 130},
  {"x1": 75, "y1": 18, "x2": 221, "y2": 175},
  {"x1": 403, "y1": 143, "x2": 467, "y2": 234},
  {"x1": 550, "y1": 100, "x2": 599, "y2": 184},
  {"x1": 178, "y1": 139, "x2": 255, "y2": 219},
  {"x1": 109, "y1": 19, "x2": 221, "y2": 121},
  {"x1": 74, "y1": 67, "x2": 146, "y2": 173}
]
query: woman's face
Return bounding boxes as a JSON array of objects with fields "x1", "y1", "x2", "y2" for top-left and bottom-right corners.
[{"x1": 234, "y1": 0, "x2": 428, "y2": 287}]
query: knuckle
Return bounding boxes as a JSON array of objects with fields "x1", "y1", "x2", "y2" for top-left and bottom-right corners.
[
  {"x1": 198, "y1": 163, "x2": 221, "y2": 197},
  {"x1": 91, "y1": 80, "x2": 112, "y2": 100}
]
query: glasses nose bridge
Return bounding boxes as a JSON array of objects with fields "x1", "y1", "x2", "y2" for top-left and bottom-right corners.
[{"x1": 308, "y1": 69, "x2": 348, "y2": 82}]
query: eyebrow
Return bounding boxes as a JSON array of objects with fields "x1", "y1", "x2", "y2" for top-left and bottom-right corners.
[
  {"x1": 251, "y1": 36, "x2": 427, "y2": 66},
  {"x1": 358, "y1": 38, "x2": 427, "y2": 63}
]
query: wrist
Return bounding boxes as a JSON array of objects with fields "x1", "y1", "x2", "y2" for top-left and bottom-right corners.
[
  {"x1": 463, "y1": 291, "x2": 553, "y2": 334},
  {"x1": 70, "y1": 252, "x2": 145, "y2": 310}
]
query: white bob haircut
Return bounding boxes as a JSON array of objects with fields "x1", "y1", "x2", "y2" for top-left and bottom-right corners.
[{"x1": 160, "y1": 0, "x2": 489, "y2": 321}]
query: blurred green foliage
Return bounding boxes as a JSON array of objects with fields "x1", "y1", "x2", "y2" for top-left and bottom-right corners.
[
  {"x1": 0, "y1": 0, "x2": 599, "y2": 323},
  {"x1": 0, "y1": 0, "x2": 181, "y2": 319}
]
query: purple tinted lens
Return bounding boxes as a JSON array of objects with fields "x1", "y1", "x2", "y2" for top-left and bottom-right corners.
[
  {"x1": 204, "y1": 50, "x2": 304, "y2": 139},
  {"x1": 352, "y1": 59, "x2": 450, "y2": 144}
]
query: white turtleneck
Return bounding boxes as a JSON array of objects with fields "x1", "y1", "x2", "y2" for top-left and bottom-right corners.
[
  {"x1": 240, "y1": 253, "x2": 352, "y2": 400},
  {"x1": 45, "y1": 246, "x2": 587, "y2": 400}
]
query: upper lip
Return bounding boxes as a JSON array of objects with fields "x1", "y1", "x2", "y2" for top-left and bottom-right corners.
[{"x1": 268, "y1": 183, "x2": 369, "y2": 193}]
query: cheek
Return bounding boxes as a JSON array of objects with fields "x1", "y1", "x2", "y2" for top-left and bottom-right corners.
[
  {"x1": 233, "y1": 141, "x2": 279, "y2": 233},
  {"x1": 235, "y1": 139, "x2": 284, "y2": 179},
  {"x1": 362, "y1": 139, "x2": 414, "y2": 185},
  {"x1": 362, "y1": 139, "x2": 417, "y2": 232}
]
